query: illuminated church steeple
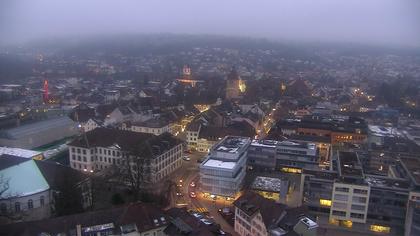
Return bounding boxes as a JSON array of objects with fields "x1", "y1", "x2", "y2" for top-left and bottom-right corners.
[{"x1": 226, "y1": 67, "x2": 242, "y2": 100}]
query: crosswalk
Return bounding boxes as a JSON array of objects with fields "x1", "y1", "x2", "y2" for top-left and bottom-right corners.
[{"x1": 195, "y1": 207, "x2": 208, "y2": 213}]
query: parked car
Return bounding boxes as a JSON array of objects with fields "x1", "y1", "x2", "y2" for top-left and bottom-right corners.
[
  {"x1": 183, "y1": 156, "x2": 191, "y2": 161},
  {"x1": 190, "y1": 192, "x2": 197, "y2": 198}
]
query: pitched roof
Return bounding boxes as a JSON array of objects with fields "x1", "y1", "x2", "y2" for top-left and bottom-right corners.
[
  {"x1": 186, "y1": 120, "x2": 202, "y2": 132},
  {"x1": 68, "y1": 128, "x2": 182, "y2": 158},
  {"x1": 0, "y1": 116, "x2": 76, "y2": 139},
  {"x1": 34, "y1": 160, "x2": 89, "y2": 189},
  {"x1": 199, "y1": 122, "x2": 255, "y2": 140},
  {"x1": 129, "y1": 117, "x2": 170, "y2": 128},
  {"x1": 0, "y1": 203, "x2": 168, "y2": 235},
  {"x1": 0, "y1": 159, "x2": 50, "y2": 199},
  {"x1": 0, "y1": 154, "x2": 29, "y2": 171},
  {"x1": 233, "y1": 191, "x2": 287, "y2": 228},
  {"x1": 68, "y1": 128, "x2": 153, "y2": 149},
  {"x1": 164, "y1": 207, "x2": 229, "y2": 236},
  {"x1": 118, "y1": 106, "x2": 135, "y2": 116},
  {"x1": 69, "y1": 104, "x2": 96, "y2": 123},
  {"x1": 96, "y1": 104, "x2": 118, "y2": 119}
]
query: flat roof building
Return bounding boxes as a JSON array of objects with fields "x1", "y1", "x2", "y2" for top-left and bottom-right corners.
[
  {"x1": 0, "y1": 116, "x2": 78, "y2": 149},
  {"x1": 199, "y1": 136, "x2": 251, "y2": 197},
  {"x1": 0, "y1": 147, "x2": 44, "y2": 160},
  {"x1": 302, "y1": 151, "x2": 413, "y2": 235},
  {"x1": 248, "y1": 139, "x2": 319, "y2": 173}
]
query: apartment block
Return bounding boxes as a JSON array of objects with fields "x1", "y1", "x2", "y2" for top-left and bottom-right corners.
[
  {"x1": 247, "y1": 139, "x2": 319, "y2": 173},
  {"x1": 199, "y1": 136, "x2": 251, "y2": 197}
]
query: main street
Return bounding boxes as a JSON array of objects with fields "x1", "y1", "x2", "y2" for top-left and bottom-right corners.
[{"x1": 167, "y1": 150, "x2": 238, "y2": 235}]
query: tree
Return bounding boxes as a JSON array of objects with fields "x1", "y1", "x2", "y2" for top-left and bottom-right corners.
[
  {"x1": 0, "y1": 175, "x2": 9, "y2": 197},
  {"x1": 111, "y1": 193, "x2": 125, "y2": 205},
  {"x1": 53, "y1": 172, "x2": 84, "y2": 216},
  {"x1": 118, "y1": 152, "x2": 148, "y2": 202}
]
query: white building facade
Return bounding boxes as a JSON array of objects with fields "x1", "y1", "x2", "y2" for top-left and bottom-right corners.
[{"x1": 199, "y1": 136, "x2": 251, "y2": 197}]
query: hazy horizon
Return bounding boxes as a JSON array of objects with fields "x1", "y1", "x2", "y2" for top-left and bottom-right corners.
[{"x1": 1, "y1": 0, "x2": 420, "y2": 48}]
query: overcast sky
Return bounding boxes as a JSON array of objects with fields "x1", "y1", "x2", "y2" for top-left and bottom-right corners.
[{"x1": 1, "y1": 0, "x2": 419, "y2": 47}]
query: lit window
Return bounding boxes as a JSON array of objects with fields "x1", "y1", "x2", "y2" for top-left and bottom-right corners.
[
  {"x1": 329, "y1": 218, "x2": 339, "y2": 226},
  {"x1": 320, "y1": 199, "x2": 332, "y2": 206},
  {"x1": 340, "y1": 220, "x2": 353, "y2": 228},
  {"x1": 370, "y1": 225, "x2": 390, "y2": 233}
]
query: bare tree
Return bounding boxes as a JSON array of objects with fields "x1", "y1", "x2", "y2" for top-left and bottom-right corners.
[
  {"x1": 0, "y1": 175, "x2": 25, "y2": 222},
  {"x1": 0, "y1": 175, "x2": 9, "y2": 197}
]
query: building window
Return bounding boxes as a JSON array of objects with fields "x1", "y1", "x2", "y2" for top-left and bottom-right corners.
[
  {"x1": 333, "y1": 202, "x2": 347, "y2": 209},
  {"x1": 78, "y1": 156, "x2": 81, "y2": 161},
  {"x1": 332, "y1": 210, "x2": 346, "y2": 217},
  {"x1": 72, "y1": 155, "x2": 76, "y2": 160},
  {"x1": 71, "y1": 147, "x2": 75, "y2": 152},
  {"x1": 319, "y1": 199, "x2": 332, "y2": 206},
  {"x1": 351, "y1": 204, "x2": 366, "y2": 211},
  {"x1": 340, "y1": 220, "x2": 353, "y2": 228},
  {"x1": 370, "y1": 225, "x2": 390, "y2": 233},
  {"x1": 353, "y1": 189, "x2": 368, "y2": 195},
  {"x1": 350, "y1": 213, "x2": 364, "y2": 219},
  {"x1": 28, "y1": 199, "x2": 33, "y2": 209},
  {"x1": 352, "y1": 196, "x2": 367, "y2": 204},
  {"x1": 334, "y1": 194, "x2": 348, "y2": 201},
  {"x1": 82, "y1": 149, "x2": 87, "y2": 155},
  {"x1": 15, "y1": 202, "x2": 20, "y2": 212},
  {"x1": 77, "y1": 148, "x2": 81, "y2": 154},
  {"x1": 335, "y1": 187, "x2": 349, "y2": 192}
]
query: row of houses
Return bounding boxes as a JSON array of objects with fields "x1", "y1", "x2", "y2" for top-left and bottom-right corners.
[
  {"x1": 0, "y1": 191, "x2": 318, "y2": 236},
  {"x1": 70, "y1": 103, "x2": 198, "y2": 136},
  {"x1": 186, "y1": 101, "x2": 266, "y2": 152}
]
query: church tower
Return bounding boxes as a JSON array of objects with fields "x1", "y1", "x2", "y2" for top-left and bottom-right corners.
[{"x1": 226, "y1": 67, "x2": 241, "y2": 100}]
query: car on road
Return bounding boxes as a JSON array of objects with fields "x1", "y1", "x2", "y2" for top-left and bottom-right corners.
[
  {"x1": 176, "y1": 192, "x2": 183, "y2": 196},
  {"x1": 183, "y1": 155, "x2": 191, "y2": 161},
  {"x1": 189, "y1": 192, "x2": 196, "y2": 198},
  {"x1": 192, "y1": 213, "x2": 204, "y2": 219},
  {"x1": 190, "y1": 181, "x2": 196, "y2": 187},
  {"x1": 200, "y1": 218, "x2": 213, "y2": 225},
  {"x1": 218, "y1": 207, "x2": 232, "y2": 216}
]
